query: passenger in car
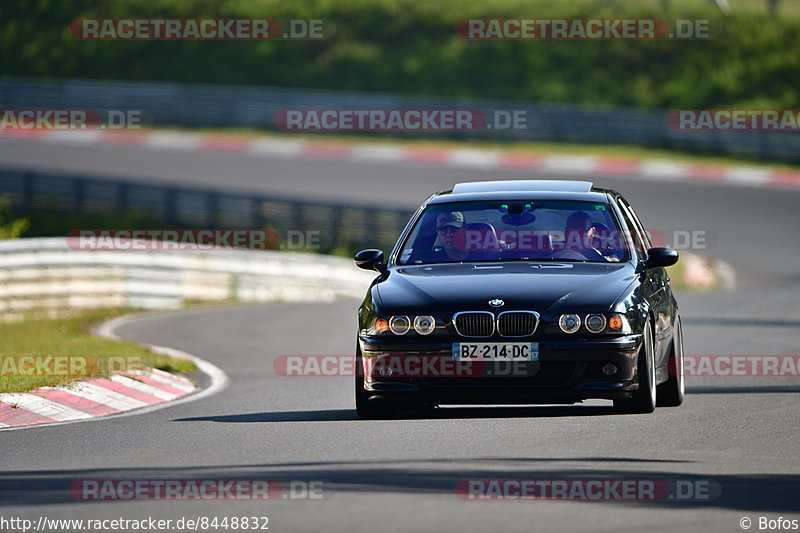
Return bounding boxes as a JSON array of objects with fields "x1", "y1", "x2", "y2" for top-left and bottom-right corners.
[{"x1": 559, "y1": 211, "x2": 606, "y2": 261}]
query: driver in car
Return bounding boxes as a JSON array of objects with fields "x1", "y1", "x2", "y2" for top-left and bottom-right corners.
[{"x1": 431, "y1": 211, "x2": 470, "y2": 261}]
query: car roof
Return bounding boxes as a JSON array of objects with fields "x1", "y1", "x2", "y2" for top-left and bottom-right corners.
[
  {"x1": 427, "y1": 180, "x2": 614, "y2": 205},
  {"x1": 453, "y1": 180, "x2": 593, "y2": 194}
]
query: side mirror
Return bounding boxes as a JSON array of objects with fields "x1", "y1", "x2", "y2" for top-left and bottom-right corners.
[
  {"x1": 354, "y1": 249, "x2": 386, "y2": 272},
  {"x1": 644, "y1": 247, "x2": 679, "y2": 269}
]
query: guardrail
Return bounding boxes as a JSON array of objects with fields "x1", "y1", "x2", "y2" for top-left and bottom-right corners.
[
  {"x1": 1, "y1": 77, "x2": 798, "y2": 164},
  {"x1": 0, "y1": 238, "x2": 375, "y2": 320},
  {"x1": 0, "y1": 167, "x2": 413, "y2": 255}
]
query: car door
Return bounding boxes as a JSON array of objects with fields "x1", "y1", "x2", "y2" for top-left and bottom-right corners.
[{"x1": 617, "y1": 196, "x2": 673, "y2": 378}]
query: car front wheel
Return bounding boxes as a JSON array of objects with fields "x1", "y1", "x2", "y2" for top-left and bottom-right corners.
[
  {"x1": 657, "y1": 315, "x2": 685, "y2": 407},
  {"x1": 614, "y1": 318, "x2": 656, "y2": 414}
]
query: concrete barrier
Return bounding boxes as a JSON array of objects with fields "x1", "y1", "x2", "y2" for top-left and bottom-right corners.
[{"x1": 0, "y1": 238, "x2": 375, "y2": 320}]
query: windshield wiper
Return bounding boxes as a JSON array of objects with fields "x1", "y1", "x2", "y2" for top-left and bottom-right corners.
[{"x1": 487, "y1": 257, "x2": 588, "y2": 263}]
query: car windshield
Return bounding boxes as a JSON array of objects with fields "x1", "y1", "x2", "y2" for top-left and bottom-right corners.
[{"x1": 397, "y1": 200, "x2": 631, "y2": 265}]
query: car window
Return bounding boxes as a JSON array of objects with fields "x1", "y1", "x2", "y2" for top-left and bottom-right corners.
[
  {"x1": 621, "y1": 199, "x2": 653, "y2": 249},
  {"x1": 616, "y1": 200, "x2": 647, "y2": 261},
  {"x1": 397, "y1": 199, "x2": 630, "y2": 265}
]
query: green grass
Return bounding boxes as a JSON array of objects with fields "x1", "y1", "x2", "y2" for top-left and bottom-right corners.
[
  {"x1": 0, "y1": 308, "x2": 196, "y2": 394},
  {"x1": 666, "y1": 261, "x2": 690, "y2": 291},
  {"x1": 4, "y1": 0, "x2": 800, "y2": 110},
  {"x1": 667, "y1": 254, "x2": 722, "y2": 292}
]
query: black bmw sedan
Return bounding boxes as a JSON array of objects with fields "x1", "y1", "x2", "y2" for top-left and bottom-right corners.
[{"x1": 354, "y1": 180, "x2": 684, "y2": 418}]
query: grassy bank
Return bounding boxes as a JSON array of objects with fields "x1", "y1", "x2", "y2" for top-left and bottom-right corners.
[{"x1": 0, "y1": 308, "x2": 196, "y2": 394}]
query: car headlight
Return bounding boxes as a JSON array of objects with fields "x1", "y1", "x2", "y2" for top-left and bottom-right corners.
[
  {"x1": 389, "y1": 315, "x2": 412, "y2": 335},
  {"x1": 413, "y1": 315, "x2": 436, "y2": 335},
  {"x1": 367, "y1": 315, "x2": 439, "y2": 335},
  {"x1": 585, "y1": 314, "x2": 607, "y2": 333},
  {"x1": 559, "y1": 314, "x2": 581, "y2": 334}
]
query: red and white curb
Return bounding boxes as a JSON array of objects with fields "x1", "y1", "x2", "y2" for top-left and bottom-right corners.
[
  {"x1": 2, "y1": 128, "x2": 799, "y2": 190},
  {"x1": 680, "y1": 252, "x2": 736, "y2": 292},
  {"x1": 0, "y1": 311, "x2": 228, "y2": 431},
  {"x1": 0, "y1": 368, "x2": 195, "y2": 428}
]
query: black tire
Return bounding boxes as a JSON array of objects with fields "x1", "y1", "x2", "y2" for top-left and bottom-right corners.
[
  {"x1": 614, "y1": 318, "x2": 656, "y2": 414},
  {"x1": 657, "y1": 315, "x2": 685, "y2": 407},
  {"x1": 355, "y1": 346, "x2": 396, "y2": 419}
]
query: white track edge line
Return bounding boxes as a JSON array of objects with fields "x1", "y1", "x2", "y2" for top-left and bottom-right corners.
[{"x1": 0, "y1": 311, "x2": 229, "y2": 431}]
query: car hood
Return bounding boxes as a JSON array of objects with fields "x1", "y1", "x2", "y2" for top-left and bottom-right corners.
[{"x1": 375, "y1": 262, "x2": 638, "y2": 314}]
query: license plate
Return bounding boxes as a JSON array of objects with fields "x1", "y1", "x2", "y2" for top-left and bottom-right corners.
[{"x1": 452, "y1": 342, "x2": 539, "y2": 362}]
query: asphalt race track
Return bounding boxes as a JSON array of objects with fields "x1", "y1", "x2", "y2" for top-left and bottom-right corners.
[{"x1": 2, "y1": 137, "x2": 799, "y2": 532}]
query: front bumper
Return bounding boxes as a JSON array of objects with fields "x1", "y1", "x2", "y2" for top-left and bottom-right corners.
[{"x1": 358, "y1": 334, "x2": 642, "y2": 405}]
